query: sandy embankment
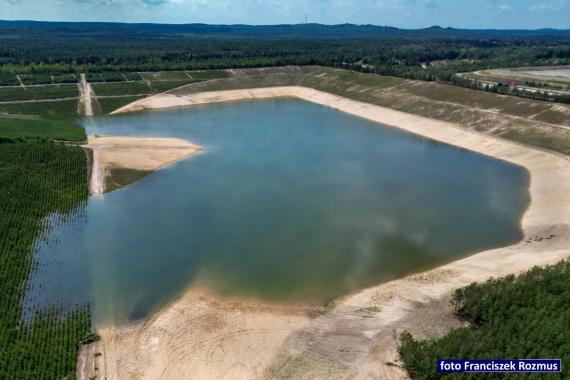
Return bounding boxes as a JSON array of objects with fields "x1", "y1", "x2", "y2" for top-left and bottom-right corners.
[
  {"x1": 85, "y1": 135, "x2": 203, "y2": 194},
  {"x1": 79, "y1": 87, "x2": 570, "y2": 380}
]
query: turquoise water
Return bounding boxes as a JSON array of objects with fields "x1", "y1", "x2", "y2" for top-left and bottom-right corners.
[{"x1": 26, "y1": 99, "x2": 529, "y2": 326}]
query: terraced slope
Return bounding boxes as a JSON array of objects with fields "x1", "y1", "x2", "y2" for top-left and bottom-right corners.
[{"x1": 165, "y1": 66, "x2": 570, "y2": 155}]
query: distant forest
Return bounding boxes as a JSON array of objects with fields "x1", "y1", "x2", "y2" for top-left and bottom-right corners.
[{"x1": 1, "y1": 21, "x2": 570, "y2": 101}]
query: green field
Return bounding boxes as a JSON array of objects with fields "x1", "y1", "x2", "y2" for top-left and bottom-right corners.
[
  {"x1": 20, "y1": 74, "x2": 53, "y2": 85},
  {"x1": 53, "y1": 74, "x2": 79, "y2": 84},
  {"x1": 0, "y1": 74, "x2": 19, "y2": 86},
  {"x1": 0, "y1": 117, "x2": 86, "y2": 142},
  {"x1": 92, "y1": 80, "x2": 198, "y2": 97},
  {"x1": 97, "y1": 95, "x2": 146, "y2": 114},
  {"x1": 123, "y1": 72, "x2": 143, "y2": 81},
  {"x1": 0, "y1": 100, "x2": 79, "y2": 118},
  {"x1": 188, "y1": 70, "x2": 229, "y2": 80},
  {"x1": 148, "y1": 80, "x2": 199, "y2": 92},
  {"x1": 139, "y1": 71, "x2": 191, "y2": 80},
  {"x1": 0, "y1": 85, "x2": 79, "y2": 102},
  {"x1": 92, "y1": 81, "x2": 152, "y2": 96},
  {"x1": 400, "y1": 260, "x2": 570, "y2": 379}
]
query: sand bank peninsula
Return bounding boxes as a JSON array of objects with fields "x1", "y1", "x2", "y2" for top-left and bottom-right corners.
[
  {"x1": 79, "y1": 87, "x2": 570, "y2": 380},
  {"x1": 85, "y1": 135, "x2": 202, "y2": 194}
]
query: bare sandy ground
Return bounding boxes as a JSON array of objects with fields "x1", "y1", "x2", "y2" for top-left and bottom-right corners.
[
  {"x1": 84, "y1": 135, "x2": 202, "y2": 194},
  {"x1": 79, "y1": 87, "x2": 570, "y2": 380},
  {"x1": 79, "y1": 73, "x2": 94, "y2": 117}
]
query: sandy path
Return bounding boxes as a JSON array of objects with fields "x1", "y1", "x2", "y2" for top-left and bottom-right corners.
[
  {"x1": 15, "y1": 75, "x2": 24, "y2": 87},
  {"x1": 82, "y1": 87, "x2": 570, "y2": 380},
  {"x1": 79, "y1": 73, "x2": 94, "y2": 117},
  {"x1": 90, "y1": 145, "x2": 103, "y2": 195},
  {"x1": 84, "y1": 135, "x2": 202, "y2": 194}
]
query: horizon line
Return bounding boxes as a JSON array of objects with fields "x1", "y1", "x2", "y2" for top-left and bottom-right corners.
[{"x1": 1, "y1": 19, "x2": 569, "y2": 32}]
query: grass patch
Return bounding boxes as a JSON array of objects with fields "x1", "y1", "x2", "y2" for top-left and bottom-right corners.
[
  {"x1": 97, "y1": 95, "x2": 146, "y2": 114},
  {"x1": 0, "y1": 74, "x2": 19, "y2": 86},
  {"x1": 188, "y1": 70, "x2": 229, "y2": 80},
  {"x1": 123, "y1": 72, "x2": 143, "y2": 81},
  {"x1": 85, "y1": 73, "x2": 103, "y2": 82},
  {"x1": 92, "y1": 80, "x2": 197, "y2": 98},
  {"x1": 140, "y1": 71, "x2": 190, "y2": 81},
  {"x1": 148, "y1": 80, "x2": 198, "y2": 93},
  {"x1": 105, "y1": 167, "x2": 152, "y2": 192},
  {"x1": 0, "y1": 117, "x2": 86, "y2": 142},
  {"x1": 400, "y1": 260, "x2": 570, "y2": 379},
  {"x1": 86, "y1": 72, "x2": 136, "y2": 82},
  {"x1": 53, "y1": 74, "x2": 78, "y2": 84},
  {"x1": 499, "y1": 128, "x2": 570, "y2": 155},
  {"x1": 0, "y1": 85, "x2": 79, "y2": 101},
  {"x1": 0, "y1": 99, "x2": 79, "y2": 118},
  {"x1": 91, "y1": 82, "x2": 151, "y2": 96},
  {"x1": 20, "y1": 74, "x2": 53, "y2": 85},
  {"x1": 100, "y1": 72, "x2": 125, "y2": 82}
]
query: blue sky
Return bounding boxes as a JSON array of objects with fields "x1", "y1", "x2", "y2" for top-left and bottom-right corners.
[{"x1": 1, "y1": 0, "x2": 569, "y2": 29}]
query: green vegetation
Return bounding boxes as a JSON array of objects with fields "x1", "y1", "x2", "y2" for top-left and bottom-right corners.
[
  {"x1": 400, "y1": 260, "x2": 570, "y2": 379},
  {"x1": 188, "y1": 70, "x2": 228, "y2": 80},
  {"x1": 92, "y1": 81, "x2": 152, "y2": 96},
  {"x1": 20, "y1": 74, "x2": 52, "y2": 85},
  {"x1": 0, "y1": 100, "x2": 79, "y2": 118},
  {"x1": 0, "y1": 74, "x2": 19, "y2": 86},
  {"x1": 0, "y1": 67, "x2": 93, "y2": 378},
  {"x1": 0, "y1": 142, "x2": 92, "y2": 379},
  {"x1": 1, "y1": 21, "x2": 569, "y2": 103},
  {"x1": 52, "y1": 74, "x2": 78, "y2": 84},
  {"x1": 148, "y1": 80, "x2": 197, "y2": 92},
  {"x1": 0, "y1": 117, "x2": 86, "y2": 143},
  {"x1": 123, "y1": 72, "x2": 143, "y2": 81},
  {"x1": 140, "y1": 71, "x2": 190, "y2": 80},
  {"x1": 92, "y1": 80, "x2": 198, "y2": 97},
  {"x1": 97, "y1": 95, "x2": 146, "y2": 114},
  {"x1": 86, "y1": 72, "x2": 139, "y2": 83},
  {"x1": 99, "y1": 72, "x2": 124, "y2": 82},
  {"x1": 106, "y1": 167, "x2": 152, "y2": 193},
  {"x1": 0, "y1": 85, "x2": 79, "y2": 102},
  {"x1": 85, "y1": 72, "x2": 126, "y2": 82}
]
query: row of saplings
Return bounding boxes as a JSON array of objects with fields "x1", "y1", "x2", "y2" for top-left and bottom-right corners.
[{"x1": 0, "y1": 138, "x2": 96, "y2": 379}]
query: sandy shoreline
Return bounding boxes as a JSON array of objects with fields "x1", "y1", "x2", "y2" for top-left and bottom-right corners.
[
  {"x1": 80, "y1": 87, "x2": 570, "y2": 380},
  {"x1": 84, "y1": 135, "x2": 203, "y2": 194}
]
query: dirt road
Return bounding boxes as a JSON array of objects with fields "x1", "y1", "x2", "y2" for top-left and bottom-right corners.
[{"x1": 79, "y1": 73, "x2": 94, "y2": 116}]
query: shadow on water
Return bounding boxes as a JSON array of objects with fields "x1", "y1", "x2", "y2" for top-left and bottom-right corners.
[{"x1": 25, "y1": 99, "x2": 530, "y2": 327}]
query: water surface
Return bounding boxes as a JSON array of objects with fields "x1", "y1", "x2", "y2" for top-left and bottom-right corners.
[{"x1": 26, "y1": 99, "x2": 529, "y2": 325}]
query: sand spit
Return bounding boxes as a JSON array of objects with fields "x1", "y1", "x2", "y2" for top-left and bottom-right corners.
[
  {"x1": 85, "y1": 135, "x2": 202, "y2": 194},
  {"x1": 80, "y1": 87, "x2": 570, "y2": 380}
]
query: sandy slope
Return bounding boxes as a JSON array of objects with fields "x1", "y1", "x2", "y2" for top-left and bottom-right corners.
[
  {"x1": 85, "y1": 135, "x2": 203, "y2": 194},
  {"x1": 78, "y1": 87, "x2": 570, "y2": 380}
]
